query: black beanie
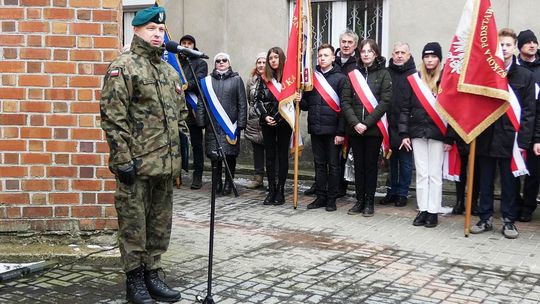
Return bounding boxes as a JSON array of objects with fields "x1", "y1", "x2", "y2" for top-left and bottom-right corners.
[
  {"x1": 517, "y1": 29, "x2": 538, "y2": 50},
  {"x1": 179, "y1": 34, "x2": 196, "y2": 48},
  {"x1": 422, "y1": 42, "x2": 442, "y2": 61}
]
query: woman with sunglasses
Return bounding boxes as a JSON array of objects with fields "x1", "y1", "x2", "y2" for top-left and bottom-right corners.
[
  {"x1": 342, "y1": 39, "x2": 392, "y2": 217},
  {"x1": 197, "y1": 52, "x2": 247, "y2": 195},
  {"x1": 255, "y1": 47, "x2": 291, "y2": 205}
]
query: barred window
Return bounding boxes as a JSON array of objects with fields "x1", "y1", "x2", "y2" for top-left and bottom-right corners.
[{"x1": 292, "y1": 0, "x2": 388, "y2": 58}]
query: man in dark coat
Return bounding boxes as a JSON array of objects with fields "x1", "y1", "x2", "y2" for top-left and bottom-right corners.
[
  {"x1": 380, "y1": 42, "x2": 415, "y2": 208},
  {"x1": 471, "y1": 28, "x2": 535, "y2": 239},
  {"x1": 301, "y1": 44, "x2": 352, "y2": 212},
  {"x1": 178, "y1": 34, "x2": 208, "y2": 190},
  {"x1": 516, "y1": 29, "x2": 540, "y2": 222}
]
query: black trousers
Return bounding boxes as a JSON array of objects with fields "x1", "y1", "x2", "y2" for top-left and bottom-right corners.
[
  {"x1": 350, "y1": 136, "x2": 383, "y2": 199},
  {"x1": 188, "y1": 123, "x2": 204, "y2": 177},
  {"x1": 262, "y1": 122, "x2": 292, "y2": 185},
  {"x1": 519, "y1": 150, "x2": 540, "y2": 215},
  {"x1": 212, "y1": 155, "x2": 237, "y2": 182},
  {"x1": 252, "y1": 142, "x2": 265, "y2": 176},
  {"x1": 455, "y1": 152, "x2": 480, "y2": 203},
  {"x1": 311, "y1": 134, "x2": 341, "y2": 200},
  {"x1": 477, "y1": 156, "x2": 518, "y2": 222}
]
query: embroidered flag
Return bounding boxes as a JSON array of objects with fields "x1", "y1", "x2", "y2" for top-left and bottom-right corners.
[
  {"x1": 436, "y1": 0, "x2": 509, "y2": 143},
  {"x1": 348, "y1": 70, "x2": 390, "y2": 155}
]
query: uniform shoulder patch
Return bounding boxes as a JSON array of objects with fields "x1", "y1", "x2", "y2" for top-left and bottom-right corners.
[{"x1": 109, "y1": 69, "x2": 120, "y2": 77}]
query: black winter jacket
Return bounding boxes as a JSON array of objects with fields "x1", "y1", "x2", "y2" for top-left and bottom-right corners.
[
  {"x1": 518, "y1": 51, "x2": 540, "y2": 145},
  {"x1": 196, "y1": 68, "x2": 247, "y2": 157},
  {"x1": 476, "y1": 57, "x2": 535, "y2": 158},
  {"x1": 398, "y1": 70, "x2": 449, "y2": 142},
  {"x1": 300, "y1": 64, "x2": 351, "y2": 136},
  {"x1": 179, "y1": 55, "x2": 208, "y2": 125},
  {"x1": 387, "y1": 56, "x2": 417, "y2": 149},
  {"x1": 335, "y1": 49, "x2": 358, "y2": 74},
  {"x1": 255, "y1": 76, "x2": 286, "y2": 126},
  {"x1": 342, "y1": 57, "x2": 392, "y2": 137}
]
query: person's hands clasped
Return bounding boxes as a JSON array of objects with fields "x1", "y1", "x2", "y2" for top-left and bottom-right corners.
[
  {"x1": 354, "y1": 123, "x2": 367, "y2": 135},
  {"x1": 400, "y1": 138, "x2": 412, "y2": 151},
  {"x1": 265, "y1": 115, "x2": 277, "y2": 126}
]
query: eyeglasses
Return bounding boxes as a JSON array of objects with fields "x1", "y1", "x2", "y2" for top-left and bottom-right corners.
[{"x1": 215, "y1": 58, "x2": 228, "y2": 63}]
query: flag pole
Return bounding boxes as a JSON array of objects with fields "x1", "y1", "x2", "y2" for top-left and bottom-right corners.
[
  {"x1": 293, "y1": 0, "x2": 303, "y2": 209},
  {"x1": 464, "y1": 139, "x2": 476, "y2": 237}
]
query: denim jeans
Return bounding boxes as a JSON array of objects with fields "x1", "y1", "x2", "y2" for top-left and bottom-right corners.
[{"x1": 388, "y1": 149, "x2": 413, "y2": 197}]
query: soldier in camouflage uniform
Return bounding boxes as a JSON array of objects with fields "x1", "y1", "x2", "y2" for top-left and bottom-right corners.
[{"x1": 100, "y1": 6, "x2": 186, "y2": 304}]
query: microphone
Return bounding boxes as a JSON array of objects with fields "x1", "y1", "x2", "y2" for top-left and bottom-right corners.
[{"x1": 165, "y1": 41, "x2": 209, "y2": 59}]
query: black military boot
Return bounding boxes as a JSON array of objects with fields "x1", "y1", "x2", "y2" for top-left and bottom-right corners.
[
  {"x1": 363, "y1": 194, "x2": 375, "y2": 217},
  {"x1": 144, "y1": 268, "x2": 181, "y2": 302},
  {"x1": 126, "y1": 266, "x2": 155, "y2": 304},
  {"x1": 347, "y1": 193, "x2": 365, "y2": 215},
  {"x1": 273, "y1": 183, "x2": 286, "y2": 205},
  {"x1": 263, "y1": 182, "x2": 276, "y2": 205}
]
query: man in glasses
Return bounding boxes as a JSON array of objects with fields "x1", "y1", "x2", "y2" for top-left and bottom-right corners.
[
  {"x1": 100, "y1": 5, "x2": 186, "y2": 303},
  {"x1": 178, "y1": 34, "x2": 208, "y2": 190}
]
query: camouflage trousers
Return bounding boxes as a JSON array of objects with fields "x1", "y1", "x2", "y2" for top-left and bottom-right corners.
[{"x1": 114, "y1": 175, "x2": 173, "y2": 272}]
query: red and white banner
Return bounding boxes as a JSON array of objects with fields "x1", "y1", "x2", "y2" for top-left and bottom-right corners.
[
  {"x1": 436, "y1": 0, "x2": 509, "y2": 143},
  {"x1": 408, "y1": 73, "x2": 461, "y2": 181},
  {"x1": 265, "y1": 77, "x2": 282, "y2": 101},
  {"x1": 348, "y1": 70, "x2": 390, "y2": 154},
  {"x1": 506, "y1": 86, "x2": 529, "y2": 177},
  {"x1": 279, "y1": 0, "x2": 313, "y2": 128},
  {"x1": 313, "y1": 70, "x2": 340, "y2": 113}
]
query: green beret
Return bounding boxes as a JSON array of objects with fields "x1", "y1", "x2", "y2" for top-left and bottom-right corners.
[{"x1": 132, "y1": 6, "x2": 166, "y2": 26}]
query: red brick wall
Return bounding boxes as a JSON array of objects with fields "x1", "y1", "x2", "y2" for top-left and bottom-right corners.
[{"x1": 0, "y1": 0, "x2": 122, "y2": 233}]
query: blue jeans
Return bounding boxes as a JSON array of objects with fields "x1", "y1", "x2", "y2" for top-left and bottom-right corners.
[{"x1": 388, "y1": 149, "x2": 413, "y2": 197}]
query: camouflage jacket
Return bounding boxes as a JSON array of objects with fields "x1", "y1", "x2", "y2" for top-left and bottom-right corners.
[{"x1": 100, "y1": 34, "x2": 188, "y2": 177}]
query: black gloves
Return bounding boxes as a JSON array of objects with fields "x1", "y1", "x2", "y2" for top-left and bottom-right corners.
[{"x1": 117, "y1": 164, "x2": 136, "y2": 185}]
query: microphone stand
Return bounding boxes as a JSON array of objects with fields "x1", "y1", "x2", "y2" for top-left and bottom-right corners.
[{"x1": 181, "y1": 54, "x2": 238, "y2": 304}]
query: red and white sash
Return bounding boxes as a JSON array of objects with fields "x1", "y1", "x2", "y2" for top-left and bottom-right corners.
[
  {"x1": 313, "y1": 70, "x2": 340, "y2": 112},
  {"x1": 348, "y1": 70, "x2": 390, "y2": 154},
  {"x1": 407, "y1": 73, "x2": 461, "y2": 181},
  {"x1": 265, "y1": 77, "x2": 282, "y2": 100},
  {"x1": 506, "y1": 86, "x2": 529, "y2": 177}
]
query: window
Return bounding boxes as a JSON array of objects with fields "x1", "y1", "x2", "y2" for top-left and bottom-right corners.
[
  {"x1": 292, "y1": 0, "x2": 389, "y2": 57},
  {"x1": 122, "y1": 0, "x2": 155, "y2": 47}
]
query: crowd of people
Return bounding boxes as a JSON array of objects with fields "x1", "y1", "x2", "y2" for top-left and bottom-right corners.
[
  {"x1": 179, "y1": 29, "x2": 540, "y2": 235},
  {"x1": 99, "y1": 5, "x2": 539, "y2": 303}
]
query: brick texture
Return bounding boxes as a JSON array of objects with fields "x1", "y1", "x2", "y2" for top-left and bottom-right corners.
[{"x1": 0, "y1": 2, "x2": 121, "y2": 234}]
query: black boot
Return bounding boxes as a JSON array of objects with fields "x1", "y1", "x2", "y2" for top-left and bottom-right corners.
[
  {"x1": 144, "y1": 268, "x2": 182, "y2": 302},
  {"x1": 413, "y1": 211, "x2": 428, "y2": 226},
  {"x1": 126, "y1": 266, "x2": 155, "y2": 304},
  {"x1": 452, "y1": 181, "x2": 465, "y2": 215},
  {"x1": 222, "y1": 174, "x2": 233, "y2": 196},
  {"x1": 273, "y1": 183, "x2": 285, "y2": 205},
  {"x1": 190, "y1": 173, "x2": 202, "y2": 190},
  {"x1": 325, "y1": 198, "x2": 337, "y2": 212},
  {"x1": 263, "y1": 182, "x2": 276, "y2": 205},
  {"x1": 424, "y1": 212, "x2": 438, "y2": 228},
  {"x1": 347, "y1": 194, "x2": 365, "y2": 215},
  {"x1": 363, "y1": 195, "x2": 374, "y2": 217},
  {"x1": 307, "y1": 197, "x2": 326, "y2": 209}
]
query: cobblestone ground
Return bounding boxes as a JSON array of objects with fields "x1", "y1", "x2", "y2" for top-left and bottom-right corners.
[{"x1": 1, "y1": 175, "x2": 540, "y2": 303}]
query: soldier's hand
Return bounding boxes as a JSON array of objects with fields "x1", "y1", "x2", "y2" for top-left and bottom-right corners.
[{"x1": 117, "y1": 165, "x2": 136, "y2": 186}]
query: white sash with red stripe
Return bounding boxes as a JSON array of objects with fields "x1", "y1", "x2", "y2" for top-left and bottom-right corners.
[
  {"x1": 407, "y1": 73, "x2": 461, "y2": 181},
  {"x1": 313, "y1": 70, "x2": 340, "y2": 113},
  {"x1": 348, "y1": 70, "x2": 390, "y2": 154},
  {"x1": 506, "y1": 86, "x2": 529, "y2": 177}
]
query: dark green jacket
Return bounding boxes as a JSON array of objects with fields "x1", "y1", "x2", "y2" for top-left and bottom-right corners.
[{"x1": 342, "y1": 57, "x2": 392, "y2": 137}]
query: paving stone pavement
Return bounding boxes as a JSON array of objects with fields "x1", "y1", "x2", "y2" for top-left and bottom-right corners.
[{"x1": 1, "y1": 174, "x2": 540, "y2": 303}]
